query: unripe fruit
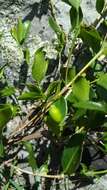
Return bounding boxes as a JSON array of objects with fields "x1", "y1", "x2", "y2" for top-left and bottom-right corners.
[
  {"x1": 49, "y1": 104, "x2": 63, "y2": 123},
  {"x1": 48, "y1": 97, "x2": 67, "y2": 124}
]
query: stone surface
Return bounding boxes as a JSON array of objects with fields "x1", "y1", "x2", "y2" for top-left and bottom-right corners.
[{"x1": 77, "y1": 175, "x2": 107, "y2": 190}]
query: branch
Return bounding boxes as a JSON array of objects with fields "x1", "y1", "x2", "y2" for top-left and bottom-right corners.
[{"x1": 11, "y1": 165, "x2": 65, "y2": 179}]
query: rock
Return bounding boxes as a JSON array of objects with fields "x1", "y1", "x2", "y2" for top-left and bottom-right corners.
[
  {"x1": 81, "y1": 0, "x2": 99, "y2": 25},
  {"x1": 77, "y1": 175, "x2": 107, "y2": 190}
]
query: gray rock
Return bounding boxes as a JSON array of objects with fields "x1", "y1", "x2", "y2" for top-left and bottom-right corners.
[
  {"x1": 81, "y1": 0, "x2": 99, "y2": 25},
  {"x1": 78, "y1": 175, "x2": 107, "y2": 190}
]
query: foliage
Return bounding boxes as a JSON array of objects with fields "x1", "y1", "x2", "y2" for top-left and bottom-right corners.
[{"x1": 0, "y1": 0, "x2": 107, "y2": 189}]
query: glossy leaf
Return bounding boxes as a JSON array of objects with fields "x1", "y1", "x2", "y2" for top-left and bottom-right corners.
[
  {"x1": 72, "y1": 77, "x2": 90, "y2": 101},
  {"x1": 9, "y1": 179, "x2": 24, "y2": 190},
  {"x1": 0, "y1": 104, "x2": 12, "y2": 130},
  {"x1": 70, "y1": 6, "x2": 83, "y2": 29},
  {"x1": 62, "y1": 0, "x2": 80, "y2": 11},
  {"x1": 66, "y1": 66, "x2": 76, "y2": 83},
  {"x1": 23, "y1": 141, "x2": 37, "y2": 171},
  {"x1": 49, "y1": 16, "x2": 66, "y2": 51},
  {"x1": 39, "y1": 164, "x2": 48, "y2": 174},
  {"x1": 79, "y1": 26, "x2": 101, "y2": 52},
  {"x1": 97, "y1": 73, "x2": 107, "y2": 90},
  {"x1": 25, "y1": 48, "x2": 30, "y2": 64},
  {"x1": 0, "y1": 68, "x2": 4, "y2": 79},
  {"x1": 73, "y1": 109, "x2": 86, "y2": 120},
  {"x1": 27, "y1": 83, "x2": 42, "y2": 93},
  {"x1": 11, "y1": 18, "x2": 30, "y2": 44},
  {"x1": 61, "y1": 133, "x2": 84, "y2": 174},
  {"x1": 0, "y1": 65, "x2": 7, "y2": 79},
  {"x1": 17, "y1": 17, "x2": 24, "y2": 43},
  {"x1": 74, "y1": 101, "x2": 107, "y2": 112},
  {"x1": 49, "y1": 16, "x2": 61, "y2": 36},
  {"x1": 102, "y1": 132, "x2": 107, "y2": 151},
  {"x1": 102, "y1": 41, "x2": 107, "y2": 55},
  {"x1": 97, "y1": 85, "x2": 107, "y2": 102},
  {"x1": 18, "y1": 91, "x2": 42, "y2": 100},
  {"x1": 96, "y1": 0, "x2": 105, "y2": 14},
  {"x1": 0, "y1": 86, "x2": 15, "y2": 97},
  {"x1": 0, "y1": 141, "x2": 4, "y2": 158},
  {"x1": 49, "y1": 97, "x2": 67, "y2": 124},
  {"x1": 45, "y1": 81, "x2": 60, "y2": 97},
  {"x1": 23, "y1": 20, "x2": 31, "y2": 40},
  {"x1": 45, "y1": 115, "x2": 61, "y2": 136},
  {"x1": 10, "y1": 27, "x2": 18, "y2": 43},
  {"x1": 10, "y1": 105, "x2": 20, "y2": 117},
  {"x1": 32, "y1": 48, "x2": 48, "y2": 83}
]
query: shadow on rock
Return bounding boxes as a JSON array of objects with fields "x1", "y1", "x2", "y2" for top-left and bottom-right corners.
[{"x1": 23, "y1": 0, "x2": 50, "y2": 22}]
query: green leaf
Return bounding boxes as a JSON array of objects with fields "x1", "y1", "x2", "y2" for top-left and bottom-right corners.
[
  {"x1": 45, "y1": 115, "x2": 61, "y2": 136},
  {"x1": 73, "y1": 109, "x2": 86, "y2": 120},
  {"x1": 25, "y1": 48, "x2": 30, "y2": 64},
  {"x1": 3, "y1": 182, "x2": 10, "y2": 190},
  {"x1": 96, "y1": 0, "x2": 105, "y2": 14},
  {"x1": 60, "y1": 66, "x2": 75, "y2": 85},
  {"x1": 23, "y1": 141, "x2": 33, "y2": 153},
  {"x1": 10, "y1": 26, "x2": 18, "y2": 43},
  {"x1": 0, "y1": 141, "x2": 4, "y2": 158},
  {"x1": 27, "y1": 83, "x2": 42, "y2": 93},
  {"x1": 79, "y1": 26, "x2": 101, "y2": 52},
  {"x1": 49, "y1": 16, "x2": 61, "y2": 36},
  {"x1": 9, "y1": 179, "x2": 24, "y2": 190},
  {"x1": 18, "y1": 91, "x2": 42, "y2": 100},
  {"x1": 45, "y1": 81, "x2": 60, "y2": 97},
  {"x1": 97, "y1": 85, "x2": 107, "y2": 102},
  {"x1": 72, "y1": 77, "x2": 90, "y2": 101},
  {"x1": 0, "y1": 32, "x2": 2, "y2": 39},
  {"x1": 23, "y1": 20, "x2": 31, "y2": 40},
  {"x1": 102, "y1": 132, "x2": 107, "y2": 151},
  {"x1": 101, "y1": 132, "x2": 107, "y2": 152},
  {"x1": 23, "y1": 141, "x2": 37, "y2": 171},
  {"x1": 32, "y1": 48, "x2": 48, "y2": 83},
  {"x1": 61, "y1": 133, "x2": 84, "y2": 174},
  {"x1": 19, "y1": 84, "x2": 44, "y2": 100},
  {"x1": 74, "y1": 101, "x2": 107, "y2": 112},
  {"x1": 62, "y1": 0, "x2": 80, "y2": 11},
  {"x1": 0, "y1": 86, "x2": 15, "y2": 97},
  {"x1": 0, "y1": 104, "x2": 12, "y2": 130},
  {"x1": 0, "y1": 65, "x2": 7, "y2": 79},
  {"x1": 11, "y1": 19, "x2": 30, "y2": 44},
  {"x1": 49, "y1": 97, "x2": 67, "y2": 124},
  {"x1": 49, "y1": 16, "x2": 66, "y2": 51},
  {"x1": 70, "y1": 6, "x2": 83, "y2": 29},
  {"x1": 39, "y1": 164, "x2": 48, "y2": 174},
  {"x1": 0, "y1": 68, "x2": 4, "y2": 79},
  {"x1": 17, "y1": 17, "x2": 24, "y2": 44},
  {"x1": 97, "y1": 73, "x2": 107, "y2": 90},
  {"x1": 102, "y1": 41, "x2": 107, "y2": 55},
  {"x1": 10, "y1": 105, "x2": 20, "y2": 117}
]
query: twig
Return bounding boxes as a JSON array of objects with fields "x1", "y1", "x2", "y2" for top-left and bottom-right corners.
[
  {"x1": 11, "y1": 165, "x2": 65, "y2": 179},
  {"x1": 16, "y1": 128, "x2": 48, "y2": 143},
  {"x1": 57, "y1": 49, "x2": 103, "y2": 99},
  {"x1": 9, "y1": 102, "x2": 45, "y2": 138}
]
